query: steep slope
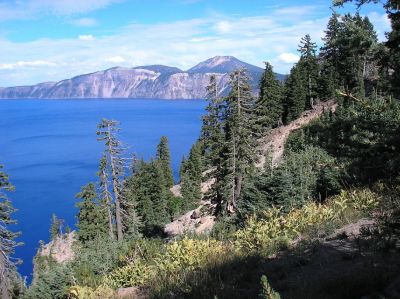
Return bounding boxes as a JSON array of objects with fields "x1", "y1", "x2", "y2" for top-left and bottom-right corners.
[
  {"x1": 166, "y1": 100, "x2": 337, "y2": 236},
  {"x1": 257, "y1": 100, "x2": 337, "y2": 167},
  {"x1": 0, "y1": 56, "x2": 285, "y2": 99}
]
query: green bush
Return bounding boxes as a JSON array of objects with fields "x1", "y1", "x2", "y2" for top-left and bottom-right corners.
[
  {"x1": 234, "y1": 188, "x2": 380, "y2": 253},
  {"x1": 24, "y1": 264, "x2": 73, "y2": 299}
]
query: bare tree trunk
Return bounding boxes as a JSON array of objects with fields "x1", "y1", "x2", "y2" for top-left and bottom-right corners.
[
  {"x1": 101, "y1": 168, "x2": 114, "y2": 239},
  {"x1": 107, "y1": 203, "x2": 114, "y2": 240},
  {"x1": 363, "y1": 57, "x2": 367, "y2": 77},
  {"x1": 107, "y1": 126, "x2": 123, "y2": 241},
  {"x1": 110, "y1": 158, "x2": 123, "y2": 241}
]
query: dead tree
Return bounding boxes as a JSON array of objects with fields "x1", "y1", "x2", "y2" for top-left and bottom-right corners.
[{"x1": 97, "y1": 119, "x2": 126, "y2": 241}]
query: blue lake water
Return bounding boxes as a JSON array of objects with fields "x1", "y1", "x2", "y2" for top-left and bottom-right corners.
[{"x1": 0, "y1": 99, "x2": 207, "y2": 280}]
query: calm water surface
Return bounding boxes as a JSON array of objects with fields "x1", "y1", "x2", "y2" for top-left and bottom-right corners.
[{"x1": 0, "y1": 99, "x2": 207, "y2": 280}]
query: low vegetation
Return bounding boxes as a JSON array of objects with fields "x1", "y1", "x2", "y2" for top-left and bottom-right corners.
[{"x1": 1, "y1": 0, "x2": 399, "y2": 298}]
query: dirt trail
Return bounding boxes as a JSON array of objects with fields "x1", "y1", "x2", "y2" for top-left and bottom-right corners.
[
  {"x1": 170, "y1": 100, "x2": 336, "y2": 198},
  {"x1": 166, "y1": 101, "x2": 337, "y2": 236},
  {"x1": 257, "y1": 100, "x2": 337, "y2": 168}
]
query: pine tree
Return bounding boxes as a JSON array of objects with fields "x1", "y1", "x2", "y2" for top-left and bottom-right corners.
[
  {"x1": 180, "y1": 141, "x2": 203, "y2": 211},
  {"x1": 283, "y1": 65, "x2": 307, "y2": 123},
  {"x1": 156, "y1": 136, "x2": 174, "y2": 188},
  {"x1": 149, "y1": 160, "x2": 170, "y2": 225},
  {"x1": 222, "y1": 69, "x2": 258, "y2": 212},
  {"x1": 120, "y1": 158, "x2": 142, "y2": 238},
  {"x1": 338, "y1": 0, "x2": 400, "y2": 98},
  {"x1": 241, "y1": 147, "x2": 340, "y2": 215},
  {"x1": 0, "y1": 165, "x2": 20, "y2": 299},
  {"x1": 125, "y1": 159, "x2": 170, "y2": 234},
  {"x1": 320, "y1": 12, "x2": 342, "y2": 80},
  {"x1": 201, "y1": 75, "x2": 226, "y2": 212},
  {"x1": 321, "y1": 10, "x2": 378, "y2": 98},
  {"x1": 125, "y1": 160, "x2": 154, "y2": 230},
  {"x1": 298, "y1": 34, "x2": 319, "y2": 108},
  {"x1": 255, "y1": 62, "x2": 283, "y2": 133},
  {"x1": 317, "y1": 62, "x2": 338, "y2": 101},
  {"x1": 385, "y1": 1, "x2": 400, "y2": 98},
  {"x1": 97, "y1": 119, "x2": 126, "y2": 241},
  {"x1": 49, "y1": 214, "x2": 62, "y2": 240},
  {"x1": 201, "y1": 74, "x2": 225, "y2": 166},
  {"x1": 75, "y1": 183, "x2": 108, "y2": 243}
]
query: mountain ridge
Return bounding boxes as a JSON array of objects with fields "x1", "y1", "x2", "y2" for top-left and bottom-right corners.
[{"x1": 0, "y1": 56, "x2": 285, "y2": 100}]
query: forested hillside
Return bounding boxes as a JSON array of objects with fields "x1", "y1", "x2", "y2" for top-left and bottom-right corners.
[{"x1": 1, "y1": 0, "x2": 400, "y2": 298}]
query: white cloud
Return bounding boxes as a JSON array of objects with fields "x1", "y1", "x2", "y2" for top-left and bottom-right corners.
[
  {"x1": 78, "y1": 34, "x2": 95, "y2": 41},
  {"x1": 0, "y1": 12, "x2": 329, "y2": 86},
  {"x1": 273, "y1": 6, "x2": 319, "y2": 17},
  {"x1": 71, "y1": 18, "x2": 97, "y2": 27},
  {"x1": 0, "y1": 4, "x2": 390, "y2": 86},
  {"x1": 0, "y1": 60, "x2": 57, "y2": 70},
  {"x1": 213, "y1": 21, "x2": 232, "y2": 34},
  {"x1": 105, "y1": 56, "x2": 125, "y2": 63},
  {"x1": 277, "y1": 53, "x2": 299, "y2": 64},
  {"x1": 367, "y1": 12, "x2": 391, "y2": 41}
]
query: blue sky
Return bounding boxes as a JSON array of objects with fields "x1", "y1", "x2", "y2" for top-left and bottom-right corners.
[{"x1": 0, "y1": 0, "x2": 390, "y2": 86}]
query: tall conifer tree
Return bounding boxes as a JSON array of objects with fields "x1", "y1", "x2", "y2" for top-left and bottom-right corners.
[
  {"x1": 180, "y1": 141, "x2": 203, "y2": 211},
  {"x1": 222, "y1": 69, "x2": 258, "y2": 212},
  {"x1": 284, "y1": 65, "x2": 307, "y2": 123},
  {"x1": 256, "y1": 62, "x2": 283, "y2": 133},
  {"x1": 156, "y1": 136, "x2": 174, "y2": 188},
  {"x1": 298, "y1": 34, "x2": 319, "y2": 108},
  {"x1": 201, "y1": 75, "x2": 226, "y2": 212},
  {"x1": 75, "y1": 183, "x2": 108, "y2": 243}
]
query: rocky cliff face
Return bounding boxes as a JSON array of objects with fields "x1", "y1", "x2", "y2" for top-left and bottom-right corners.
[{"x1": 0, "y1": 56, "x2": 285, "y2": 99}]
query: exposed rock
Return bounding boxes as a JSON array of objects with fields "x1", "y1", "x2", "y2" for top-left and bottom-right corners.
[
  {"x1": 170, "y1": 184, "x2": 182, "y2": 197},
  {"x1": 32, "y1": 232, "x2": 76, "y2": 284},
  {"x1": 327, "y1": 219, "x2": 375, "y2": 240},
  {"x1": 191, "y1": 210, "x2": 201, "y2": 219},
  {"x1": 195, "y1": 216, "x2": 215, "y2": 234},
  {"x1": 164, "y1": 201, "x2": 216, "y2": 236},
  {"x1": 0, "y1": 56, "x2": 285, "y2": 99},
  {"x1": 38, "y1": 232, "x2": 75, "y2": 264},
  {"x1": 201, "y1": 178, "x2": 216, "y2": 194}
]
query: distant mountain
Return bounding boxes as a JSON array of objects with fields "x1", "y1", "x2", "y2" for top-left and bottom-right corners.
[
  {"x1": 0, "y1": 56, "x2": 286, "y2": 100},
  {"x1": 188, "y1": 56, "x2": 263, "y2": 74},
  {"x1": 133, "y1": 65, "x2": 182, "y2": 74}
]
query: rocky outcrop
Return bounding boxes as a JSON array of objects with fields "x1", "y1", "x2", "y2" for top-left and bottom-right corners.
[
  {"x1": 164, "y1": 201, "x2": 216, "y2": 236},
  {"x1": 0, "y1": 56, "x2": 284, "y2": 99},
  {"x1": 38, "y1": 232, "x2": 75, "y2": 264},
  {"x1": 32, "y1": 232, "x2": 75, "y2": 284},
  {"x1": 166, "y1": 100, "x2": 337, "y2": 237}
]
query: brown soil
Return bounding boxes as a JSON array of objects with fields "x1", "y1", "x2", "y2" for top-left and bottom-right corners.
[
  {"x1": 257, "y1": 100, "x2": 337, "y2": 168},
  {"x1": 166, "y1": 101, "x2": 337, "y2": 236}
]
